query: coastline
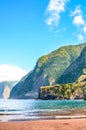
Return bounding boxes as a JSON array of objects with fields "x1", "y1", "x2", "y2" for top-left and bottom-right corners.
[
  {"x1": 1, "y1": 108, "x2": 86, "y2": 121},
  {"x1": 0, "y1": 119, "x2": 86, "y2": 130}
]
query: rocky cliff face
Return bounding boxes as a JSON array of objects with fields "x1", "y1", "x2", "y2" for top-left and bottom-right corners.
[
  {"x1": 58, "y1": 47, "x2": 86, "y2": 84},
  {"x1": 10, "y1": 43, "x2": 86, "y2": 99}
]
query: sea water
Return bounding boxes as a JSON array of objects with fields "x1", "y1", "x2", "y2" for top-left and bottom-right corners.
[{"x1": 0, "y1": 99, "x2": 86, "y2": 121}]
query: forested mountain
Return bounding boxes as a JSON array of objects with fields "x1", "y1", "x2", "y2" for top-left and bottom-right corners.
[
  {"x1": 58, "y1": 47, "x2": 86, "y2": 84},
  {"x1": 10, "y1": 43, "x2": 86, "y2": 99},
  {"x1": 39, "y1": 47, "x2": 86, "y2": 100}
]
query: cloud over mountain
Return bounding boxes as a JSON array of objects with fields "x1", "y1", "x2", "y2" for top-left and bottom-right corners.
[{"x1": 0, "y1": 64, "x2": 27, "y2": 81}]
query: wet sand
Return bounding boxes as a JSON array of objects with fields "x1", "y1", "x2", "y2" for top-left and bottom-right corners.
[{"x1": 0, "y1": 119, "x2": 86, "y2": 130}]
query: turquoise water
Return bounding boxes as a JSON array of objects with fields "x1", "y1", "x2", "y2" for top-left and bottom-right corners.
[{"x1": 0, "y1": 99, "x2": 86, "y2": 121}]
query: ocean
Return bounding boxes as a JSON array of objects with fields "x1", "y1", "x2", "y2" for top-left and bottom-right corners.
[{"x1": 0, "y1": 99, "x2": 86, "y2": 122}]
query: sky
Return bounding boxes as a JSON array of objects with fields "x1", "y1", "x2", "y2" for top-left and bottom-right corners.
[{"x1": 0, "y1": 0, "x2": 86, "y2": 81}]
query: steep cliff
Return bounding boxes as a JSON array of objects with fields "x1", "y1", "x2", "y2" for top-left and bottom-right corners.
[
  {"x1": 58, "y1": 47, "x2": 86, "y2": 84},
  {"x1": 10, "y1": 43, "x2": 86, "y2": 99}
]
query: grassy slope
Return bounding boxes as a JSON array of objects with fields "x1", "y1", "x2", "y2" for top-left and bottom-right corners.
[
  {"x1": 58, "y1": 47, "x2": 86, "y2": 84},
  {"x1": 10, "y1": 43, "x2": 86, "y2": 99}
]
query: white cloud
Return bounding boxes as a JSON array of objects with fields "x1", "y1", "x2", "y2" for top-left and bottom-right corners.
[
  {"x1": 71, "y1": 6, "x2": 86, "y2": 41},
  {"x1": 71, "y1": 6, "x2": 85, "y2": 26},
  {"x1": 73, "y1": 15, "x2": 85, "y2": 26},
  {"x1": 45, "y1": 0, "x2": 69, "y2": 27},
  {"x1": 70, "y1": 6, "x2": 82, "y2": 16},
  {"x1": 0, "y1": 64, "x2": 27, "y2": 82},
  {"x1": 77, "y1": 34, "x2": 84, "y2": 41}
]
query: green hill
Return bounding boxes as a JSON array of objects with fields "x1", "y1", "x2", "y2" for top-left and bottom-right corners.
[
  {"x1": 10, "y1": 43, "x2": 86, "y2": 99},
  {"x1": 58, "y1": 47, "x2": 86, "y2": 84},
  {"x1": 39, "y1": 47, "x2": 86, "y2": 100}
]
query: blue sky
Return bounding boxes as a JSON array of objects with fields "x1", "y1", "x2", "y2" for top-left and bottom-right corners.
[{"x1": 0, "y1": 0, "x2": 86, "y2": 81}]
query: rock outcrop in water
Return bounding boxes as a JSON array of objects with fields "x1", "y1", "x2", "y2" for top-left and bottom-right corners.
[
  {"x1": 39, "y1": 83, "x2": 83, "y2": 100},
  {"x1": 0, "y1": 81, "x2": 17, "y2": 99},
  {"x1": 3, "y1": 86, "x2": 10, "y2": 99}
]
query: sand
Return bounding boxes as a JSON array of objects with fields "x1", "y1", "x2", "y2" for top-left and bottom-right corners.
[{"x1": 0, "y1": 119, "x2": 86, "y2": 130}]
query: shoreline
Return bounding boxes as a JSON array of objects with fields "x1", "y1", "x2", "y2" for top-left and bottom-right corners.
[
  {"x1": 1, "y1": 108, "x2": 86, "y2": 122},
  {"x1": 1, "y1": 114, "x2": 86, "y2": 122},
  {"x1": 0, "y1": 119, "x2": 86, "y2": 130},
  {"x1": 0, "y1": 115, "x2": 86, "y2": 123}
]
